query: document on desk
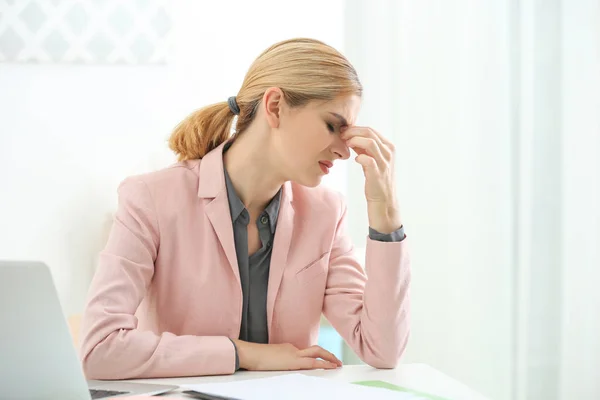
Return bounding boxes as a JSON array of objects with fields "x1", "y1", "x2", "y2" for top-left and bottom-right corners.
[{"x1": 183, "y1": 373, "x2": 429, "y2": 400}]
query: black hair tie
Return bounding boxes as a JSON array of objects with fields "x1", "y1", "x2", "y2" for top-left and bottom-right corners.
[{"x1": 228, "y1": 96, "x2": 240, "y2": 115}]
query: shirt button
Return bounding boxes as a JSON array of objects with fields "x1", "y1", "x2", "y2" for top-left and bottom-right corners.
[{"x1": 260, "y1": 216, "x2": 268, "y2": 225}]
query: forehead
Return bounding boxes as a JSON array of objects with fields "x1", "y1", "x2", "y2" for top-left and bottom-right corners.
[{"x1": 308, "y1": 95, "x2": 361, "y2": 125}]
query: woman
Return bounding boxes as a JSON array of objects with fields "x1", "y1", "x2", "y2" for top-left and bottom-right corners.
[{"x1": 80, "y1": 38, "x2": 410, "y2": 380}]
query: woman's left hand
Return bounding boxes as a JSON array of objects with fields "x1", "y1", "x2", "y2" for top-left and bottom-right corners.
[{"x1": 342, "y1": 126, "x2": 402, "y2": 234}]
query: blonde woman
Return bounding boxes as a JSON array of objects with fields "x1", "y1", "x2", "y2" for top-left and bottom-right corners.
[{"x1": 80, "y1": 38, "x2": 410, "y2": 379}]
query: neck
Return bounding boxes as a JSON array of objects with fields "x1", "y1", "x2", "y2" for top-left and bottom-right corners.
[{"x1": 223, "y1": 128, "x2": 284, "y2": 213}]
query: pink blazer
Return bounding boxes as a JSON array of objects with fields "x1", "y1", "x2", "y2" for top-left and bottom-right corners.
[{"x1": 80, "y1": 141, "x2": 410, "y2": 380}]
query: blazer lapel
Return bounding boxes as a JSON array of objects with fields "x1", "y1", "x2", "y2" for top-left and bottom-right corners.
[
  {"x1": 204, "y1": 192, "x2": 240, "y2": 285},
  {"x1": 198, "y1": 141, "x2": 241, "y2": 286},
  {"x1": 267, "y1": 182, "x2": 295, "y2": 340}
]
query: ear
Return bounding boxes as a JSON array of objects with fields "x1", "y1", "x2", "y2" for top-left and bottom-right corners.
[{"x1": 263, "y1": 87, "x2": 285, "y2": 129}]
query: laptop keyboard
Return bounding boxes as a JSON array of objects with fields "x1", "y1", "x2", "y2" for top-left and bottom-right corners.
[{"x1": 89, "y1": 388, "x2": 130, "y2": 399}]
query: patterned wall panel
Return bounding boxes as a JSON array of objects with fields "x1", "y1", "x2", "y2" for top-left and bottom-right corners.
[{"x1": 0, "y1": 0, "x2": 172, "y2": 63}]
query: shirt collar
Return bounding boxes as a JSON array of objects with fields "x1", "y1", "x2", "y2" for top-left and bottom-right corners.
[{"x1": 262, "y1": 189, "x2": 281, "y2": 232}]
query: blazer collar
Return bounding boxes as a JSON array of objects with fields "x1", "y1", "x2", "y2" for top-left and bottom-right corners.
[{"x1": 197, "y1": 140, "x2": 229, "y2": 199}]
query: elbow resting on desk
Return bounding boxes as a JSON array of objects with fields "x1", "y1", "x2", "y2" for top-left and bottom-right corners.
[
  {"x1": 82, "y1": 350, "x2": 125, "y2": 381},
  {"x1": 360, "y1": 328, "x2": 410, "y2": 369},
  {"x1": 345, "y1": 302, "x2": 410, "y2": 370},
  {"x1": 80, "y1": 333, "x2": 138, "y2": 380}
]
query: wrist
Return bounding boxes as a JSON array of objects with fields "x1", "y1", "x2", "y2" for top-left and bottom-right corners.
[
  {"x1": 231, "y1": 339, "x2": 259, "y2": 370},
  {"x1": 367, "y1": 201, "x2": 402, "y2": 234}
]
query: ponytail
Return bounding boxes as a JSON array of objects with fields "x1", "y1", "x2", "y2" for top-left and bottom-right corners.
[{"x1": 168, "y1": 102, "x2": 234, "y2": 161}]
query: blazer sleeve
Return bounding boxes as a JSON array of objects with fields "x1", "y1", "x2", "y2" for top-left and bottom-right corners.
[
  {"x1": 79, "y1": 178, "x2": 236, "y2": 379},
  {"x1": 322, "y1": 194, "x2": 410, "y2": 368}
]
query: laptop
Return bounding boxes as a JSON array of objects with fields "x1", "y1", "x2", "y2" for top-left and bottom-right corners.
[{"x1": 0, "y1": 260, "x2": 178, "y2": 399}]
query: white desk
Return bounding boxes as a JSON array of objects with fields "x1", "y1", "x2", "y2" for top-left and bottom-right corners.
[{"x1": 129, "y1": 364, "x2": 489, "y2": 400}]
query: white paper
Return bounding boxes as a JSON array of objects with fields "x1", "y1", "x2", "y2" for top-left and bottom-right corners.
[{"x1": 183, "y1": 373, "x2": 426, "y2": 400}]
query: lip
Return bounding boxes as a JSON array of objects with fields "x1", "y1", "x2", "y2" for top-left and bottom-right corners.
[{"x1": 319, "y1": 161, "x2": 333, "y2": 174}]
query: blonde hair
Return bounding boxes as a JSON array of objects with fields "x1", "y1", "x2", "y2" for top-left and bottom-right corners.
[{"x1": 168, "y1": 38, "x2": 362, "y2": 161}]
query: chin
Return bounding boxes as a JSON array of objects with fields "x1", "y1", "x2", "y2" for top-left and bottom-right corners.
[{"x1": 293, "y1": 174, "x2": 322, "y2": 188}]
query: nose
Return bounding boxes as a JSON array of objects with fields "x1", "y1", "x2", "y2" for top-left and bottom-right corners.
[{"x1": 331, "y1": 135, "x2": 351, "y2": 160}]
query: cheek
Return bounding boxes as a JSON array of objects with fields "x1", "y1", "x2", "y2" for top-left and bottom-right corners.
[
  {"x1": 279, "y1": 123, "x2": 332, "y2": 169},
  {"x1": 289, "y1": 129, "x2": 328, "y2": 152},
  {"x1": 305, "y1": 126, "x2": 334, "y2": 152},
  {"x1": 290, "y1": 141, "x2": 318, "y2": 165},
  {"x1": 297, "y1": 135, "x2": 331, "y2": 163}
]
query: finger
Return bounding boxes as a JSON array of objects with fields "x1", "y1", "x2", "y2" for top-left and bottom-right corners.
[
  {"x1": 298, "y1": 346, "x2": 341, "y2": 365},
  {"x1": 343, "y1": 127, "x2": 392, "y2": 160},
  {"x1": 344, "y1": 127, "x2": 391, "y2": 161},
  {"x1": 368, "y1": 127, "x2": 394, "y2": 148},
  {"x1": 365, "y1": 128, "x2": 393, "y2": 160},
  {"x1": 346, "y1": 137, "x2": 386, "y2": 169},
  {"x1": 373, "y1": 129, "x2": 396, "y2": 160},
  {"x1": 296, "y1": 358, "x2": 339, "y2": 370},
  {"x1": 299, "y1": 346, "x2": 343, "y2": 366},
  {"x1": 342, "y1": 126, "x2": 384, "y2": 146},
  {"x1": 355, "y1": 154, "x2": 378, "y2": 174}
]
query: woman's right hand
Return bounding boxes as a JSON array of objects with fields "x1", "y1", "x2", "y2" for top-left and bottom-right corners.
[{"x1": 231, "y1": 340, "x2": 342, "y2": 371}]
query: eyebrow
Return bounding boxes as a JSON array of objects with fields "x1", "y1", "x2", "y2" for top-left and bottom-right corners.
[{"x1": 328, "y1": 112, "x2": 349, "y2": 127}]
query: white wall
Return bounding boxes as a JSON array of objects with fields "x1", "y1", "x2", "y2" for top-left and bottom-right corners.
[
  {"x1": 0, "y1": 0, "x2": 346, "y2": 316},
  {"x1": 0, "y1": 64, "x2": 176, "y2": 315}
]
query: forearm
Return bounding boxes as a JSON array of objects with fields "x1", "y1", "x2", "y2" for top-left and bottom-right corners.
[
  {"x1": 81, "y1": 319, "x2": 236, "y2": 379},
  {"x1": 324, "y1": 238, "x2": 410, "y2": 368}
]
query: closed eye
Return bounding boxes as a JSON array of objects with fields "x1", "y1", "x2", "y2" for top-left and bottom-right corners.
[{"x1": 326, "y1": 122, "x2": 336, "y2": 133}]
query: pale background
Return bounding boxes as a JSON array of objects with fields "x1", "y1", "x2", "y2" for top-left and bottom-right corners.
[{"x1": 1, "y1": 1, "x2": 599, "y2": 399}]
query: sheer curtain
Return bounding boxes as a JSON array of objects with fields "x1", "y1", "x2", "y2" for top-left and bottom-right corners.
[
  {"x1": 343, "y1": 0, "x2": 600, "y2": 399},
  {"x1": 558, "y1": 1, "x2": 600, "y2": 398}
]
